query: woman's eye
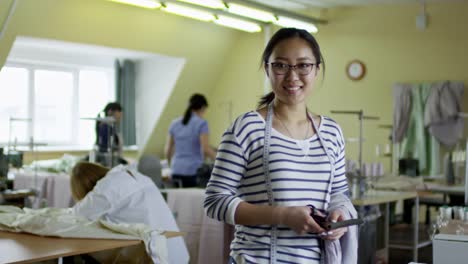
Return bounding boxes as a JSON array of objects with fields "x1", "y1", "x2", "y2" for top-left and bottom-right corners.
[
  {"x1": 274, "y1": 63, "x2": 287, "y2": 68},
  {"x1": 298, "y1": 64, "x2": 310, "y2": 69}
]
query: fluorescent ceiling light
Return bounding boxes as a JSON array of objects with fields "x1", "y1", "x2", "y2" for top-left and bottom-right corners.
[
  {"x1": 163, "y1": 3, "x2": 215, "y2": 21},
  {"x1": 227, "y1": 3, "x2": 276, "y2": 22},
  {"x1": 108, "y1": 0, "x2": 161, "y2": 9},
  {"x1": 177, "y1": 0, "x2": 225, "y2": 9},
  {"x1": 214, "y1": 15, "x2": 262, "y2": 33},
  {"x1": 275, "y1": 16, "x2": 318, "y2": 33}
]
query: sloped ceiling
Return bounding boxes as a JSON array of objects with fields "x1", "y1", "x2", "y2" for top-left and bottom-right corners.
[{"x1": 249, "y1": 0, "x2": 468, "y2": 10}]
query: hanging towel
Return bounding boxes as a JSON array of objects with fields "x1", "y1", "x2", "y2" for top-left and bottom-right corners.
[
  {"x1": 424, "y1": 81, "x2": 464, "y2": 147},
  {"x1": 393, "y1": 83, "x2": 413, "y2": 143}
]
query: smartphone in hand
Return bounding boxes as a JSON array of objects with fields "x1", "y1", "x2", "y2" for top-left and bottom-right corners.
[{"x1": 310, "y1": 207, "x2": 363, "y2": 230}]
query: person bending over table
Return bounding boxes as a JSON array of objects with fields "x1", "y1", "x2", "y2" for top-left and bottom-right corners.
[{"x1": 71, "y1": 162, "x2": 189, "y2": 263}]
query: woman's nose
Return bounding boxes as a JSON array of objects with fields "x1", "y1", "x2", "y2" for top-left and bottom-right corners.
[{"x1": 285, "y1": 67, "x2": 300, "y2": 80}]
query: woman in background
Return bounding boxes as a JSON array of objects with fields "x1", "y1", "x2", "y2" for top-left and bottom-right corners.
[
  {"x1": 95, "y1": 102, "x2": 127, "y2": 166},
  {"x1": 71, "y1": 161, "x2": 189, "y2": 263},
  {"x1": 164, "y1": 93, "x2": 216, "y2": 187}
]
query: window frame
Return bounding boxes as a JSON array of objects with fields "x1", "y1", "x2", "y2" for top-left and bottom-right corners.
[{"x1": 2, "y1": 60, "x2": 115, "y2": 149}]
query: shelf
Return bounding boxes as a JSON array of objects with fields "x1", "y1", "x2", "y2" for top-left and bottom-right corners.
[{"x1": 389, "y1": 223, "x2": 432, "y2": 250}]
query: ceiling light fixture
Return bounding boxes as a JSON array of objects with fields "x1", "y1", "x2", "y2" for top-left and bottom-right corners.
[
  {"x1": 275, "y1": 16, "x2": 318, "y2": 33},
  {"x1": 106, "y1": 0, "x2": 325, "y2": 33},
  {"x1": 214, "y1": 15, "x2": 262, "y2": 33},
  {"x1": 176, "y1": 0, "x2": 225, "y2": 9},
  {"x1": 108, "y1": 0, "x2": 161, "y2": 9},
  {"x1": 226, "y1": 3, "x2": 276, "y2": 23},
  {"x1": 162, "y1": 2, "x2": 215, "y2": 21}
]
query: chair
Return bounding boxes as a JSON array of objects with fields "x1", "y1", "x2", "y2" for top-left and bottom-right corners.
[
  {"x1": 137, "y1": 155, "x2": 164, "y2": 189},
  {"x1": 195, "y1": 163, "x2": 214, "y2": 188}
]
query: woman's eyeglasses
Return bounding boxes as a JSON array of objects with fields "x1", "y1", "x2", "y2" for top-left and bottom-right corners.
[{"x1": 267, "y1": 62, "x2": 317, "y2": 76}]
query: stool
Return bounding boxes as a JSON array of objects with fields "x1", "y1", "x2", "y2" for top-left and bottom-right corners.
[{"x1": 419, "y1": 194, "x2": 445, "y2": 225}]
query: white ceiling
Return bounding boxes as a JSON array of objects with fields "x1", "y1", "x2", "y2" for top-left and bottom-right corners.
[{"x1": 248, "y1": 0, "x2": 467, "y2": 10}]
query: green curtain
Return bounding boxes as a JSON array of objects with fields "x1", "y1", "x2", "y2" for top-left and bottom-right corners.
[
  {"x1": 115, "y1": 59, "x2": 136, "y2": 146},
  {"x1": 399, "y1": 83, "x2": 440, "y2": 175}
]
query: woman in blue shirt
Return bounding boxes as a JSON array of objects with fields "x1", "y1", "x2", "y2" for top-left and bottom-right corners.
[{"x1": 164, "y1": 94, "x2": 216, "y2": 187}]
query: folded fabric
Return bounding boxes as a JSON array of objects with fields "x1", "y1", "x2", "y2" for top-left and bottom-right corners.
[
  {"x1": 0, "y1": 206, "x2": 168, "y2": 264},
  {"x1": 373, "y1": 175, "x2": 425, "y2": 191},
  {"x1": 323, "y1": 193, "x2": 359, "y2": 264},
  {"x1": 26, "y1": 154, "x2": 82, "y2": 173}
]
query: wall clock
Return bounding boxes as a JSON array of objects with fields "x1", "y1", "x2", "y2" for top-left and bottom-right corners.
[{"x1": 346, "y1": 60, "x2": 366, "y2": 81}]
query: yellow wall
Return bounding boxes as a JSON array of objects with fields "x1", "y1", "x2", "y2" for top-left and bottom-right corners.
[
  {"x1": 315, "y1": 3, "x2": 468, "y2": 170},
  {"x1": 0, "y1": 1, "x2": 11, "y2": 29},
  {"x1": 206, "y1": 32, "x2": 265, "y2": 140},
  {"x1": 21, "y1": 149, "x2": 139, "y2": 165}
]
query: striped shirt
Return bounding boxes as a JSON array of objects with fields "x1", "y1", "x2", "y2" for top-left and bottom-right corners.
[{"x1": 204, "y1": 111, "x2": 348, "y2": 264}]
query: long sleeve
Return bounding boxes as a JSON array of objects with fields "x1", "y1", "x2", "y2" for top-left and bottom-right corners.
[
  {"x1": 204, "y1": 127, "x2": 246, "y2": 225},
  {"x1": 73, "y1": 190, "x2": 112, "y2": 221},
  {"x1": 331, "y1": 125, "x2": 348, "y2": 195}
]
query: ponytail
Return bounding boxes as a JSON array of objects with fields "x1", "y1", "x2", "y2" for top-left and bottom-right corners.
[
  {"x1": 182, "y1": 107, "x2": 192, "y2": 125},
  {"x1": 257, "y1": 92, "x2": 275, "y2": 109},
  {"x1": 182, "y1": 93, "x2": 208, "y2": 125}
]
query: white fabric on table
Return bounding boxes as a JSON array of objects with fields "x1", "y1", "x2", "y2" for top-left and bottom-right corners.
[{"x1": 0, "y1": 206, "x2": 168, "y2": 264}]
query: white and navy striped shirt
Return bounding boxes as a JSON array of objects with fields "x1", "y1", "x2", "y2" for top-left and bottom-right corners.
[{"x1": 204, "y1": 111, "x2": 348, "y2": 264}]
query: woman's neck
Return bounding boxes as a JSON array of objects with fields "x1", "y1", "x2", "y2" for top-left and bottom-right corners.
[
  {"x1": 273, "y1": 101, "x2": 308, "y2": 123},
  {"x1": 192, "y1": 109, "x2": 203, "y2": 117}
]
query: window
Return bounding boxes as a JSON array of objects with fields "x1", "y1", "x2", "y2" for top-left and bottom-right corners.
[
  {"x1": 0, "y1": 63, "x2": 115, "y2": 148},
  {"x1": 0, "y1": 67, "x2": 29, "y2": 144},
  {"x1": 34, "y1": 69, "x2": 74, "y2": 144}
]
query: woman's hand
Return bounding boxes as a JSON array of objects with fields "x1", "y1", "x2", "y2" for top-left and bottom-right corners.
[
  {"x1": 320, "y1": 209, "x2": 348, "y2": 241},
  {"x1": 279, "y1": 206, "x2": 326, "y2": 235}
]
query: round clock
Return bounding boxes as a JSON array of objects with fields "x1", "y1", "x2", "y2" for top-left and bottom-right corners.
[{"x1": 346, "y1": 60, "x2": 366, "y2": 81}]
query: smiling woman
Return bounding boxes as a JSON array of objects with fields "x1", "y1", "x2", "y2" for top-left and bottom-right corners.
[{"x1": 204, "y1": 28, "x2": 358, "y2": 264}]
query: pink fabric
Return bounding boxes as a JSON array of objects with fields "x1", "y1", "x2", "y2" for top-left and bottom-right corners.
[
  {"x1": 13, "y1": 170, "x2": 73, "y2": 208},
  {"x1": 166, "y1": 189, "x2": 228, "y2": 264},
  {"x1": 49, "y1": 173, "x2": 74, "y2": 208}
]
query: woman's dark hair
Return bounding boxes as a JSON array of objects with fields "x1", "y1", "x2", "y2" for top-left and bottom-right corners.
[
  {"x1": 258, "y1": 28, "x2": 325, "y2": 108},
  {"x1": 71, "y1": 162, "x2": 110, "y2": 201},
  {"x1": 103, "y1": 102, "x2": 123, "y2": 116},
  {"x1": 182, "y1": 94, "x2": 208, "y2": 125},
  {"x1": 95, "y1": 102, "x2": 123, "y2": 144}
]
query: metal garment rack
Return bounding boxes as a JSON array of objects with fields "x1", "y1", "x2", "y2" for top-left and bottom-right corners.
[
  {"x1": 81, "y1": 116, "x2": 116, "y2": 168},
  {"x1": 378, "y1": 124, "x2": 396, "y2": 175},
  {"x1": 330, "y1": 110, "x2": 380, "y2": 198},
  {"x1": 457, "y1": 112, "x2": 468, "y2": 205},
  {"x1": 7, "y1": 117, "x2": 47, "y2": 206}
]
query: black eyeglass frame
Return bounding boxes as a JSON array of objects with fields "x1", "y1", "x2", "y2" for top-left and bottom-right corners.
[{"x1": 266, "y1": 62, "x2": 319, "y2": 76}]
